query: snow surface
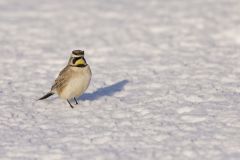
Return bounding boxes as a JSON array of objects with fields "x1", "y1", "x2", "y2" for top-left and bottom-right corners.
[{"x1": 0, "y1": 0, "x2": 240, "y2": 159}]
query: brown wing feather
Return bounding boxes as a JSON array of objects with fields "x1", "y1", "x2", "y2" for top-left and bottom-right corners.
[{"x1": 51, "y1": 66, "x2": 72, "y2": 93}]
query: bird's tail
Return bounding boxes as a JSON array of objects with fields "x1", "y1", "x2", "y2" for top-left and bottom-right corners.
[{"x1": 38, "y1": 92, "x2": 54, "y2": 100}]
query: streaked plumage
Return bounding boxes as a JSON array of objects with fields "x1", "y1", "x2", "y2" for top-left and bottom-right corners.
[{"x1": 39, "y1": 50, "x2": 92, "y2": 108}]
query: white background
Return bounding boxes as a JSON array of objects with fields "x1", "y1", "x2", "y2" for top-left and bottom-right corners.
[{"x1": 0, "y1": 0, "x2": 239, "y2": 159}]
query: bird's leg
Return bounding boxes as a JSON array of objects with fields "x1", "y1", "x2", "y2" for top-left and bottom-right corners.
[
  {"x1": 74, "y1": 97, "x2": 78, "y2": 105},
  {"x1": 67, "y1": 99, "x2": 74, "y2": 109}
]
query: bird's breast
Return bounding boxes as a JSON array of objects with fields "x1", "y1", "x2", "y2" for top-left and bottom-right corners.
[{"x1": 60, "y1": 66, "x2": 91, "y2": 99}]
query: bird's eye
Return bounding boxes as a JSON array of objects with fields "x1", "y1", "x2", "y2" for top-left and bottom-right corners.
[{"x1": 72, "y1": 57, "x2": 80, "y2": 64}]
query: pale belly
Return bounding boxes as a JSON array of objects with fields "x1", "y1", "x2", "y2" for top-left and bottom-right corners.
[{"x1": 59, "y1": 66, "x2": 91, "y2": 99}]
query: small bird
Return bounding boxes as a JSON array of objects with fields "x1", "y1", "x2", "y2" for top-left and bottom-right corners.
[{"x1": 39, "y1": 50, "x2": 92, "y2": 108}]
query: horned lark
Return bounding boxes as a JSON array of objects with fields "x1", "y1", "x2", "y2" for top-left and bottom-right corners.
[{"x1": 39, "y1": 50, "x2": 92, "y2": 108}]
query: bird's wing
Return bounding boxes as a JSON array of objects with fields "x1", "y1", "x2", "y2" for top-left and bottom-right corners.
[{"x1": 51, "y1": 65, "x2": 72, "y2": 92}]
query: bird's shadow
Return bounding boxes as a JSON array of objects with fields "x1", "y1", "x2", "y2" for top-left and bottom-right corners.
[{"x1": 78, "y1": 80, "x2": 129, "y2": 101}]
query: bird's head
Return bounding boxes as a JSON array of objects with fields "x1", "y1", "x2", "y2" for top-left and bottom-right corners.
[{"x1": 68, "y1": 50, "x2": 88, "y2": 67}]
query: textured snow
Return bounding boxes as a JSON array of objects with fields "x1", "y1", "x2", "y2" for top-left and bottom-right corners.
[{"x1": 0, "y1": 0, "x2": 240, "y2": 159}]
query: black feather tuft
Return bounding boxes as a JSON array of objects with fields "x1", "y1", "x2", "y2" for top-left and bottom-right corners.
[{"x1": 38, "y1": 92, "x2": 54, "y2": 100}]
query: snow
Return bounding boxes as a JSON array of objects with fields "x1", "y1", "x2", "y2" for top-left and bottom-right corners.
[{"x1": 0, "y1": 0, "x2": 240, "y2": 159}]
